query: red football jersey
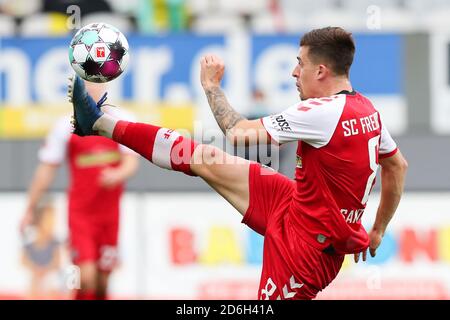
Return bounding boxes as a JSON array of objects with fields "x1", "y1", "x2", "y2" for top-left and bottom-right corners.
[
  {"x1": 66, "y1": 134, "x2": 123, "y2": 221},
  {"x1": 39, "y1": 108, "x2": 135, "y2": 222},
  {"x1": 262, "y1": 91, "x2": 398, "y2": 254}
]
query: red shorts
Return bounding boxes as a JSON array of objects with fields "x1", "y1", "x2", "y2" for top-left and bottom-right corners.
[
  {"x1": 68, "y1": 214, "x2": 119, "y2": 272},
  {"x1": 242, "y1": 163, "x2": 344, "y2": 300}
]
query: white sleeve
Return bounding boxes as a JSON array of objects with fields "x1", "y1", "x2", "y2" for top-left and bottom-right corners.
[
  {"x1": 261, "y1": 95, "x2": 346, "y2": 147},
  {"x1": 379, "y1": 114, "x2": 398, "y2": 157},
  {"x1": 38, "y1": 116, "x2": 71, "y2": 164},
  {"x1": 102, "y1": 105, "x2": 137, "y2": 155}
]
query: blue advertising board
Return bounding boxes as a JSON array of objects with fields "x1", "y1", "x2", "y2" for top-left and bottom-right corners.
[{"x1": 0, "y1": 33, "x2": 402, "y2": 105}]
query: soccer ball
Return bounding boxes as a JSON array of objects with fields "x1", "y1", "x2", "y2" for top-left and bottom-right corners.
[{"x1": 68, "y1": 23, "x2": 129, "y2": 83}]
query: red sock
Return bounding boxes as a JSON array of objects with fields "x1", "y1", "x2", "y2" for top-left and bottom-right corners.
[
  {"x1": 112, "y1": 121, "x2": 198, "y2": 176},
  {"x1": 74, "y1": 290, "x2": 96, "y2": 300}
]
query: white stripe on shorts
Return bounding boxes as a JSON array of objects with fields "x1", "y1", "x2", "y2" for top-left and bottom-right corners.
[{"x1": 152, "y1": 128, "x2": 180, "y2": 169}]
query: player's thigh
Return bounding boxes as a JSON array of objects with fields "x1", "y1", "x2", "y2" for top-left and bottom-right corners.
[{"x1": 190, "y1": 144, "x2": 251, "y2": 215}]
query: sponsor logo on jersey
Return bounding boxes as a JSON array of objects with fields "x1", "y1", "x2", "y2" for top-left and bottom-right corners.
[
  {"x1": 271, "y1": 115, "x2": 292, "y2": 132},
  {"x1": 76, "y1": 150, "x2": 121, "y2": 167}
]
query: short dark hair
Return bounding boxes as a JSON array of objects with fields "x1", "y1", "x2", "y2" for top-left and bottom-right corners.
[{"x1": 300, "y1": 27, "x2": 355, "y2": 76}]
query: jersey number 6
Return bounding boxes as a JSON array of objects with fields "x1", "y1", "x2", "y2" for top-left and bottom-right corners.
[{"x1": 361, "y1": 135, "x2": 380, "y2": 205}]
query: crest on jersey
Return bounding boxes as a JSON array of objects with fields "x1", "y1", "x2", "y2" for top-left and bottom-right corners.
[{"x1": 296, "y1": 155, "x2": 303, "y2": 168}]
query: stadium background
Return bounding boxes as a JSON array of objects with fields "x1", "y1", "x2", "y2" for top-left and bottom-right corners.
[{"x1": 1, "y1": 0, "x2": 450, "y2": 299}]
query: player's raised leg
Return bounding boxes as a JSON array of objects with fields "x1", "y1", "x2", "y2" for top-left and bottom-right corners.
[
  {"x1": 69, "y1": 75, "x2": 251, "y2": 215},
  {"x1": 110, "y1": 118, "x2": 252, "y2": 214}
]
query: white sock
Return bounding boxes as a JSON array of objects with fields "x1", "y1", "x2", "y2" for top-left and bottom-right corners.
[{"x1": 93, "y1": 113, "x2": 118, "y2": 138}]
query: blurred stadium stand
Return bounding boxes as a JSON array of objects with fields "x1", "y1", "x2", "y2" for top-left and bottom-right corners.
[
  {"x1": 81, "y1": 13, "x2": 134, "y2": 32},
  {"x1": 0, "y1": 13, "x2": 15, "y2": 35},
  {"x1": 1, "y1": 0, "x2": 450, "y2": 34},
  {"x1": 20, "y1": 13, "x2": 69, "y2": 36}
]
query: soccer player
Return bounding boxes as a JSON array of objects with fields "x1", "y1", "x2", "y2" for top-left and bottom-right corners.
[
  {"x1": 69, "y1": 27, "x2": 407, "y2": 300},
  {"x1": 21, "y1": 82, "x2": 139, "y2": 300}
]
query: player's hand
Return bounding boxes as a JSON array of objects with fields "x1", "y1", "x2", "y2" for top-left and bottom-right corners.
[
  {"x1": 99, "y1": 168, "x2": 123, "y2": 188},
  {"x1": 200, "y1": 54, "x2": 225, "y2": 90},
  {"x1": 367, "y1": 228, "x2": 383, "y2": 258},
  {"x1": 353, "y1": 249, "x2": 367, "y2": 263},
  {"x1": 353, "y1": 229, "x2": 383, "y2": 263}
]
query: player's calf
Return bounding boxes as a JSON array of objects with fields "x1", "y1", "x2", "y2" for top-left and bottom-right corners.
[{"x1": 111, "y1": 120, "x2": 199, "y2": 176}]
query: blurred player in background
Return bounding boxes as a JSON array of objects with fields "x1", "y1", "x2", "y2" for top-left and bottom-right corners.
[
  {"x1": 69, "y1": 27, "x2": 407, "y2": 300},
  {"x1": 21, "y1": 196, "x2": 63, "y2": 299},
  {"x1": 21, "y1": 82, "x2": 139, "y2": 300}
]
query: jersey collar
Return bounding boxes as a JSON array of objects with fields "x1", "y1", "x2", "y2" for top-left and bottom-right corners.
[{"x1": 335, "y1": 89, "x2": 356, "y2": 95}]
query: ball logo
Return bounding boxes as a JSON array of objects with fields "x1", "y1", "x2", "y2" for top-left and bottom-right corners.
[
  {"x1": 69, "y1": 23, "x2": 129, "y2": 82},
  {"x1": 96, "y1": 46, "x2": 105, "y2": 58}
]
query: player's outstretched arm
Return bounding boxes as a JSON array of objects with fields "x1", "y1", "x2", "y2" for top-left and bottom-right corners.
[
  {"x1": 370, "y1": 150, "x2": 408, "y2": 255},
  {"x1": 200, "y1": 55, "x2": 270, "y2": 146},
  {"x1": 354, "y1": 150, "x2": 408, "y2": 263}
]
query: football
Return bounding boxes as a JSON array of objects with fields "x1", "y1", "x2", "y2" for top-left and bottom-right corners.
[{"x1": 68, "y1": 23, "x2": 129, "y2": 83}]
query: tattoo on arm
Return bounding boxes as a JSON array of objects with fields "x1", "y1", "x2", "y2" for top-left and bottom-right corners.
[{"x1": 205, "y1": 87, "x2": 245, "y2": 134}]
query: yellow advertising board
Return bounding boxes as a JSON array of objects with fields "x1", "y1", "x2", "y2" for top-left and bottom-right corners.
[{"x1": 0, "y1": 103, "x2": 195, "y2": 139}]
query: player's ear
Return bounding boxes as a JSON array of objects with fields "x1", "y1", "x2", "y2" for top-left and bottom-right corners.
[{"x1": 316, "y1": 64, "x2": 328, "y2": 80}]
